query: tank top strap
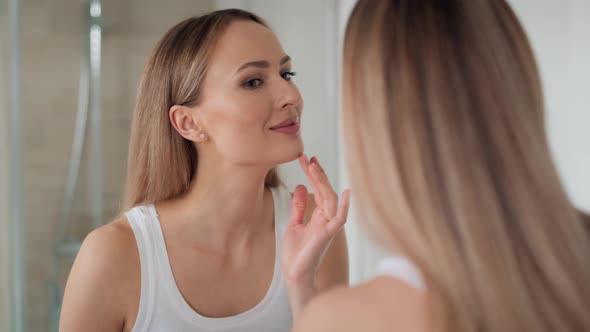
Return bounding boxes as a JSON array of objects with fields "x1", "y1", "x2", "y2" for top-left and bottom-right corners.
[
  {"x1": 375, "y1": 255, "x2": 425, "y2": 291},
  {"x1": 125, "y1": 205, "x2": 158, "y2": 331}
]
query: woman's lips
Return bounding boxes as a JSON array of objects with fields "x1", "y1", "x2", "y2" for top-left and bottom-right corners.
[{"x1": 270, "y1": 122, "x2": 300, "y2": 134}]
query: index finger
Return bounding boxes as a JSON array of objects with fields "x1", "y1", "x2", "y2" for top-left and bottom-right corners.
[{"x1": 298, "y1": 154, "x2": 324, "y2": 206}]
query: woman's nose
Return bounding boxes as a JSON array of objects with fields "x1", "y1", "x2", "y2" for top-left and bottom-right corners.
[{"x1": 276, "y1": 79, "x2": 302, "y2": 110}]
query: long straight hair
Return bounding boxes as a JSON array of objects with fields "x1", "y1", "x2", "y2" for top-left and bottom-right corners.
[
  {"x1": 122, "y1": 9, "x2": 279, "y2": 212},
  {"x1": 343, "y1": 1, "x2": 590, "y2": 331}
]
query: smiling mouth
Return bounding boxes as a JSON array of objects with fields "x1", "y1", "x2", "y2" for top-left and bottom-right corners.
[
  {"x1": 270, "y1": 123, "x2": 300, "y2": 135},
  {"x1": 270, "y1": 121, "x2": 296, "y2": 129},
  {"x1": 270, "y1": 115, "x2": 299, "y2": 130},
  {"x1": 270, "y1": 116, "x2": 300, "y2": 134}
]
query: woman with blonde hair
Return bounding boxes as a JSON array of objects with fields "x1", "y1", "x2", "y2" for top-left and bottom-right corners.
[
  {"x1": 294, "y1": 1, "x2": 590, "y2": 331},
  {"x1": 60, "y1": 9, "x2": 350, "y2": 332}
]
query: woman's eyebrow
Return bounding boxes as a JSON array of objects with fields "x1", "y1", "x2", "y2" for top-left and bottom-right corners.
[{"x1": 235, "y1": 55, "x2": 291, "y2": 74}]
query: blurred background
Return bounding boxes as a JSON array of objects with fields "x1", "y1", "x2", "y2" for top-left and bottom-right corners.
[{"x1": 0, "y1": 0, "x2": 588, "y2": 331}]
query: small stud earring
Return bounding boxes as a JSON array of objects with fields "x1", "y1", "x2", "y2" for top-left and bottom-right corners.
[{"x1": 199, "y1": 133, "x2": 206, "y2": 139}]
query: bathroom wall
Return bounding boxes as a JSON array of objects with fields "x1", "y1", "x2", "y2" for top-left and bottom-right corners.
[
  {"x1": 1, "y1": 0, "x2": 14, "y2": 329},
  {"x1": 17, "y1": 0, "x2": 213, "y2": 329}
]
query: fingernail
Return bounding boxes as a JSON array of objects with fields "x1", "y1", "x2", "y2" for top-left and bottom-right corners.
[{"x1": 310, "y1": 156, "x2": 317, "y2": 164}]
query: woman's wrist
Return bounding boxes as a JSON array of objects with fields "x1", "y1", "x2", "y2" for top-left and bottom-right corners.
[{"x1": 285, "y1": 277, "x2": 318, "y2": 320}]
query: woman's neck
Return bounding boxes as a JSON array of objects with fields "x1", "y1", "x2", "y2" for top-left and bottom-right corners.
[{"x1": 156, "y1": 162, "x2": 276, "y2": 256}]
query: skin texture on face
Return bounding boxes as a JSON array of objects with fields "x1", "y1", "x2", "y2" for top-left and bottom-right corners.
[{"x1": 173, "y1": 19, "x2": 304, "y2": 170}]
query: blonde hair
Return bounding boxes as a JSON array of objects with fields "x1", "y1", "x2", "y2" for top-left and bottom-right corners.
[
  {"x1": 343, "y1": 1, "x2": 590, "y2": 331},
  {"x1": 123, "y1": 9, "x2": 279, "y2": 211}
]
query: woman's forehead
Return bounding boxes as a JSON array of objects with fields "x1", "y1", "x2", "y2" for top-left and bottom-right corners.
[{"x1": 208, "y1": 20, "x2": 286, "y2": 72}]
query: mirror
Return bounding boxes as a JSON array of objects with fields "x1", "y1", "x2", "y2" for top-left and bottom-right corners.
[{"x1": 0, "y1": 0, "x2": 588, "y2": 330}]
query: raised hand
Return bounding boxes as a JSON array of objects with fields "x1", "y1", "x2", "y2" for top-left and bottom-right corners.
[{"x1": 282, "y1": 154, "x2": 350, "y2": 317}]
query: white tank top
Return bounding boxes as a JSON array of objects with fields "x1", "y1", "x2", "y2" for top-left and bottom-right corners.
[
  {"x1": 125, "y1": 185, "x2": 293, "y2": 332},
  {"x1": 375, "y1": 256, "x2": 425, "y2": 291}
]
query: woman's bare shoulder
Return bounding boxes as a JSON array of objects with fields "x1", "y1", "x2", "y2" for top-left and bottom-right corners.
[
  {"x1": 82, "y1": 215, "x2": 139, "y2": 264},
  {"x1": 77, "y1": 215, "x2": 141, "y2": 291},
  {"x1": 59, "y1": 215, "x2": 141, "y2": 331},
  {"x1": 292, "y1": 276, "x2": 430, "y2": 332}
]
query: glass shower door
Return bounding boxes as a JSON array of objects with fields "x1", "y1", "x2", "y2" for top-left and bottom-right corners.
[{"x1": 1, "y1": 0, "x2": 25, "y2": 331}]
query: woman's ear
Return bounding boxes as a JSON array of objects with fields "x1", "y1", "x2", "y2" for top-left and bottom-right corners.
[{"x1": 169, "y1": 105, "x2": 208, "y2": 143}]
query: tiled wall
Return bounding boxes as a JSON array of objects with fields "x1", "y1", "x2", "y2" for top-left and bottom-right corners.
[{"x1": 18, "y1": 0, "x2": 213, "y2": 330}]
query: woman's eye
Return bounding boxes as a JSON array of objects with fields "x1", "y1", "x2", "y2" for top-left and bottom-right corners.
[
  {"x1": 281, "y1": 71, "x2": 296, "y2": 81},
  {"x1": 243, "y1": 79, "x2": 263, "y2": 89}
]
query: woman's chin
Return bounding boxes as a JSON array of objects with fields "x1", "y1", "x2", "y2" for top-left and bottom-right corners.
[
  {"x1": 277, "y1": 143, "x2": 304, "y2": 164},
  {"x1": 290, "y1": 141, "x2": 305, "y2": 160}
]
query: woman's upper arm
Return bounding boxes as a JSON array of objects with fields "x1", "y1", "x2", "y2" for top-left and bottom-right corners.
[
  {"x1": 304, "y1": 193, "x2": 350, "y2": 289},
  {"x1": 59, "y1": 220, "x2": 138, "y2": 332}
]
